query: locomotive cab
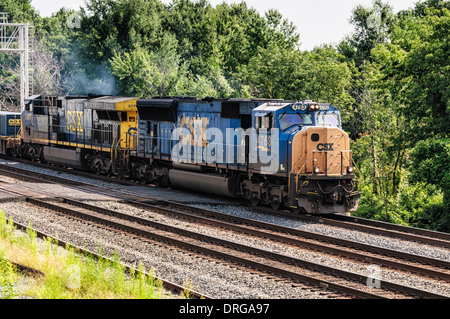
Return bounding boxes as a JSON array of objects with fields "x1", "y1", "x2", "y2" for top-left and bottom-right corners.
[{"x1": 287, "y1": 102, "x2": 361, "y2": 214}]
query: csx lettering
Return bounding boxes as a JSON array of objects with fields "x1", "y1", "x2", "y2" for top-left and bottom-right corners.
[
  {"x1": 317, "y1": 143, "x2": 334, "y2": 151},
  {"x1": 8, "y1": 119, "x2": 21, "y2": 126},
  {"x1": 66, "y1": 110, "x2": 84, "y2": 132},
  {"x1": 179, "y1": 116, "x2": 210, "y2": 146}
]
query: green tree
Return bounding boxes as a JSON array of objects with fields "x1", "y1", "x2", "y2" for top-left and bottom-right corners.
[
  {"x1": 343, "y1": 0, "x2": 395, "y2": 65},
  {"x1": 110, "y1": 33, "x2": 188, "y2": 97},
  {"x1": 409, "y1": 137, "x2": 450, "y2": 195},
  {"x1": 371, "y1": 5, "x2": 450, "y2": 143},
  {"x1": 0, "y1": 0, "x2": 40, "y2": 23},
  {"x1": 79, "y1": 0, "x2": 165, "y2": 68},
  {"x1": 408, "y1": 137, "x2": 450, "y2": 231},
  {"x1": 239, "y1": 44, "x2": 351, "y2": 103}
]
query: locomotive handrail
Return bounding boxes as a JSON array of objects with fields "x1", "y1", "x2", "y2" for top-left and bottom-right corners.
[
  {"x1": 340, "y1": 150, "x2": 352, "y2": 176},
  {"x1": 289, "y1": 153, "x2": 306, "y2": 177},
  {"x1": 338, "y1": 149, "x2": 361, "y2": 180},
  {"x1": 289, "y1": 154, "x2": 307, "y2": 192},
  {"x1": 15, "y1": 126, "x2": 21, "y2": 139},
  {"x1": 111, "y1": 131, "x2": 121, "y2": 162},
  {"x1": 294, "y1": 160, "x2": 308, "y2": 190}
]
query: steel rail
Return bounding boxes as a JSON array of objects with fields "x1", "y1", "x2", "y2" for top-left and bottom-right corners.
[
  {"x1": 2, "y1": 164, "x2": 450, "y2": 279},
  {"x1": 119, "y1": 199, "x2": 450, "y2": 282},
  {"x1": 2, "y1": 161, "x2": 450, "y2": 250},
  {"x1": 156, "y1": 200, "x2": 450, "y2": 271},
  {"x1": 324, "y1": 214, "x2": 450, "y2": 242},
  {"x1": 252, "y1": 206, "x2": 450, "y2": 249},
  {"x1": 25, "y1": 197, "x2": 449, "y2": 299}
]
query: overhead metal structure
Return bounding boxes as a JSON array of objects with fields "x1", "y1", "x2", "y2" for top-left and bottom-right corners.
[{"x1": 0, "y1": 12, "x2": 34, "y2": 111}]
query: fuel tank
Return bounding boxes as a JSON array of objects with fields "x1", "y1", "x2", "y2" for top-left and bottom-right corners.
[{"x1": 168, "y1": 169, "x2": 238, "y2": 198}]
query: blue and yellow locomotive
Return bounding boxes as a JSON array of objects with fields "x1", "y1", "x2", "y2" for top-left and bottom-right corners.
[{"x1": 3, "y1": 94, "x2": 361, "y2": 214}]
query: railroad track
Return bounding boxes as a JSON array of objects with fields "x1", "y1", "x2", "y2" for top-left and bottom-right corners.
[
  {"x1": 0, "y1": 182, "x2": 353, "y2": 298},
  {"x1": 2, "y1": 162, "x2": 449, "y2": 279},
  {"x1": 22, "y1": 196, "x2": 448, "y2": 299},
  {"x1": 252, "y1": 206, "x2": 450, "y2": 249},
  {"x1": 1, "y1": 161, "x2": 449, "y2": 298},
  {"x1": 325, "y1": 213, "x2": 450, "y2": 243},
  {"x1": 140, "y1": 200, "x2": 450, "y2": 281},
  {"x1": 0, "y1": 184, "x2": 209, "y2": 299},
  {"x1": 3, "y1": 160, "x2": 450, "y2": 249}
]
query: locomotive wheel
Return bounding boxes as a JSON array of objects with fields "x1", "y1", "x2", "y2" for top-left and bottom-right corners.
[
  {"x1": 248, "y1": 196, "x2": 260, "y2": 207},
  {"x1": 147, "y1": 173, "x2": 154, "y2": 184},
  {"x1": 292, "y1": 206, "x2": 307, "y2": 214},
  {"x1": 270, "y1": 197, "x2": 281, "y2": 210},
  {"x1": 28, "y1": 149, "x2": 36, "y2": 162},
  {"x1": 10, "y1": 148, "x2": 18, "y2": 158},
  {"x1": 139, "y1": 175, "x2": 147, "y2": 184},
  {"x1": 153, "y1": 176, "x2": 161, "y2": 187}
]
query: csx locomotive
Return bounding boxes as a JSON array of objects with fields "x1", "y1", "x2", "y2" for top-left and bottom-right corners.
[{"x1": 0, "y1": 94, "x2": 361, "y2": 214}]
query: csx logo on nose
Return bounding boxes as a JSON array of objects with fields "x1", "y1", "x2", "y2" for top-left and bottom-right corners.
[{"x1": 317, "y1": 143, "x2": 334, "y2": 151}]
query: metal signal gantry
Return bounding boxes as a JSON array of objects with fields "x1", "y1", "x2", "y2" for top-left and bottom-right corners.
[{"x1": 0, "y1": 12, "x2": 34, "y2": 111}]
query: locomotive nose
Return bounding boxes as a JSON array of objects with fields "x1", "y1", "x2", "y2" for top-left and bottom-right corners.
[
  {"x1": 289, "y1": 126, "x2": 360, "y2": 214},
  {"x1": 291, "y1": 127, "x2": 353, "y2": 176}
]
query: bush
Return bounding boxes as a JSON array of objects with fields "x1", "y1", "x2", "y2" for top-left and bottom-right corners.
[{"x1": 355, "y1": 181, "x2": 448, "y2": 231}]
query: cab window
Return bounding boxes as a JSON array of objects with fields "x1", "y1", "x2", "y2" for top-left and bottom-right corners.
[
  {"x1": 278, "y1": 113, "x2": 313, "y2": 131},
  {"x1": 316, "y1": 112, "x2": 340, "y2": 127}
]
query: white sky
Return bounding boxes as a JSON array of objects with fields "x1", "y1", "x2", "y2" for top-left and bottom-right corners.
[{"x1": 31, "y1": 0, "x2": 420, "y2": 51}]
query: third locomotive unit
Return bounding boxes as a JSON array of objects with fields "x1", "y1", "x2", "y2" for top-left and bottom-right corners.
[{"x1": 1, "y1": 95, "x2": 361, "y2": 214}]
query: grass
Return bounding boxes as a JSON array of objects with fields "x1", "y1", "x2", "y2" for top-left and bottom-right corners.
[{"x1": 0, "y1": 209, "x2": 190, "y2": 299}]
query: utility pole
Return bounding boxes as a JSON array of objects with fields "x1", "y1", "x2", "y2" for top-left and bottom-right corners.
[{"x1": 0, "y1": 12, "x2": 34, "y2": 112}]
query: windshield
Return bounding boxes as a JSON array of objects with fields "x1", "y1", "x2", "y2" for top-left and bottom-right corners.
[
  {"x1": 316, "y1": 112, "x2": 340, "y2": 127},
  {"x1": 278, "y1": 113, "x2": 313, "y2": 131}
]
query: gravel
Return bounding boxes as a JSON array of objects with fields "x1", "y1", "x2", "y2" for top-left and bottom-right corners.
[
  {"x1": 0, "y1": 158, "x2": 449, "y2": 298},
  {"x1": 0, "y1": 200, "x2": 334, "y2": 299},
  {"x1": 190, "y1": 204, "x2": 450, "y2": 262},
  {"x1": 85, "y1": 200, "x2": 450, "y2": 297}
]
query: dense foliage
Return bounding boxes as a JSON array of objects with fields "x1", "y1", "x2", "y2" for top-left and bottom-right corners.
[{"x1": 0, "y1": 0, "x2": 448, "y2": 231}]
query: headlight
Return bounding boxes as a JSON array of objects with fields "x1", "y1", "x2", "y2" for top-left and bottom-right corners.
[
  {"x1": 347, "y1": 166, "x2": 354, "y2": 174},
  {"x1": 313, "y1": 166, "x2": 320, "y2": 174}
]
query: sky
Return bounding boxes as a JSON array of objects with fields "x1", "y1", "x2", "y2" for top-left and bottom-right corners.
[{"x1": 30, "y1": 0, "x2": 420, "y2": 51}]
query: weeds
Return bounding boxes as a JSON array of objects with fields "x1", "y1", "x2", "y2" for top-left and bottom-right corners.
[
  {"x1": 0, "y1": 212, "x2": 180, "y2": 299},
  {"x1": 0, "y1": 250, "x2": 18, "y2": 299},
  {"x1": 0, "y1": 210, "x2": 18, "y2": 299},
  {"x1": 183, "y1": 276, "x2": 194, "y2": 299}
]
